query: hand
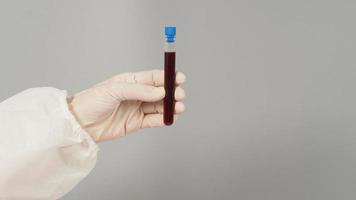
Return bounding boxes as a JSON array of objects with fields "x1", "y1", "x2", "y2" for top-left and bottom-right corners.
[{"x1": 68, "y1": 70, "x2": 186, "y2": 143}]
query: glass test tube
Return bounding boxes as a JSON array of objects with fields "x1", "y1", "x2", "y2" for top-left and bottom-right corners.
[{"x1": 164, "y1": 26, "x2": 176, "y2": 126}]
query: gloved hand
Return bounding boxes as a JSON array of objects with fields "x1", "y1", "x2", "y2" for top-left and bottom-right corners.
[{"x1": 68, "y1": 70, "x2": 186, "y2": 142}]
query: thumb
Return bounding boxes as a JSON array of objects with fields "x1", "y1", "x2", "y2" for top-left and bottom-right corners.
[{"x1": 105, "y1": 82, "x2": 165, "y2": 102}]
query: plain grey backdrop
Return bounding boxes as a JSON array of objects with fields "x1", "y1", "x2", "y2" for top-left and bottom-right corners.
[{"x1": 1, "y1": 0, "x2": 356, "y2": 199}]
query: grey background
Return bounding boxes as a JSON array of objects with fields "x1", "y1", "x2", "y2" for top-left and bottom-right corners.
[{"x1": 1, "y1": 0, "x2": 356, "y2": 199}]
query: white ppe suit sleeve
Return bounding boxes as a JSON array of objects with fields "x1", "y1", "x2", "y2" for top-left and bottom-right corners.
[{"x1": 0, "y1": 87, "x2": 99, "y2": 199}]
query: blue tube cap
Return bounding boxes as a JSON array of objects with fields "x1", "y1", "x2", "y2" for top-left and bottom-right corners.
[{"x1": 165, "y1": 26, "x2": 176, "y2": 43}]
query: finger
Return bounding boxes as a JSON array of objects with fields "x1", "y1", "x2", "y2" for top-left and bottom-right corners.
[
  {"x1": 175, "y1": 87, "x2": 186, "y2": 101},
  {"x1": 112, "y1": 70, "x2": 163, "y2": 86},
  {"x1": 106, "y1": 82, "x2": 165, "y2": 102},
  {"x1": 141, "y1": 114, "x2": 164, "y2": 128},
  {"x1": 142, "y1": 101, "x2": 163, "y2": 114},
  {"x1": 175, "y1": 102, "x2": 185, "y2": 113},
  {"x1": 111, "y1": 70, "x2": 186, "y2": 86},
  {"x1": 141, "y1": 114, "x2": 178, "y2": 128},
  {"x1": 142, "y1": 101, "x2": 185, "y2": 114},
  {"x1": 176, "y1": 72, "x2": 186, "y2": 85}
]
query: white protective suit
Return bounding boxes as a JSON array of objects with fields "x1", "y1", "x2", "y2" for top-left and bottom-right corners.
[{"x1": 0, "y1": 88, "x2": 98, "y2": 199}]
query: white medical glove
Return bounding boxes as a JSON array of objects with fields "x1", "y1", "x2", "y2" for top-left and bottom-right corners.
[{"x1": 68, "y1": 70, "x2": 186, "y2": 142}]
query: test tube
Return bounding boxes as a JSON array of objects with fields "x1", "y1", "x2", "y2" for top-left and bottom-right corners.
[{"x1": 164, "y1": 26, "x2": 176, "y2": 126}]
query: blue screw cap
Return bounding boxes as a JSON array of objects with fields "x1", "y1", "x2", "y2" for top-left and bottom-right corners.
[{"x1": 165, "y1": 26, "x2": 176, "y2": 43}]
